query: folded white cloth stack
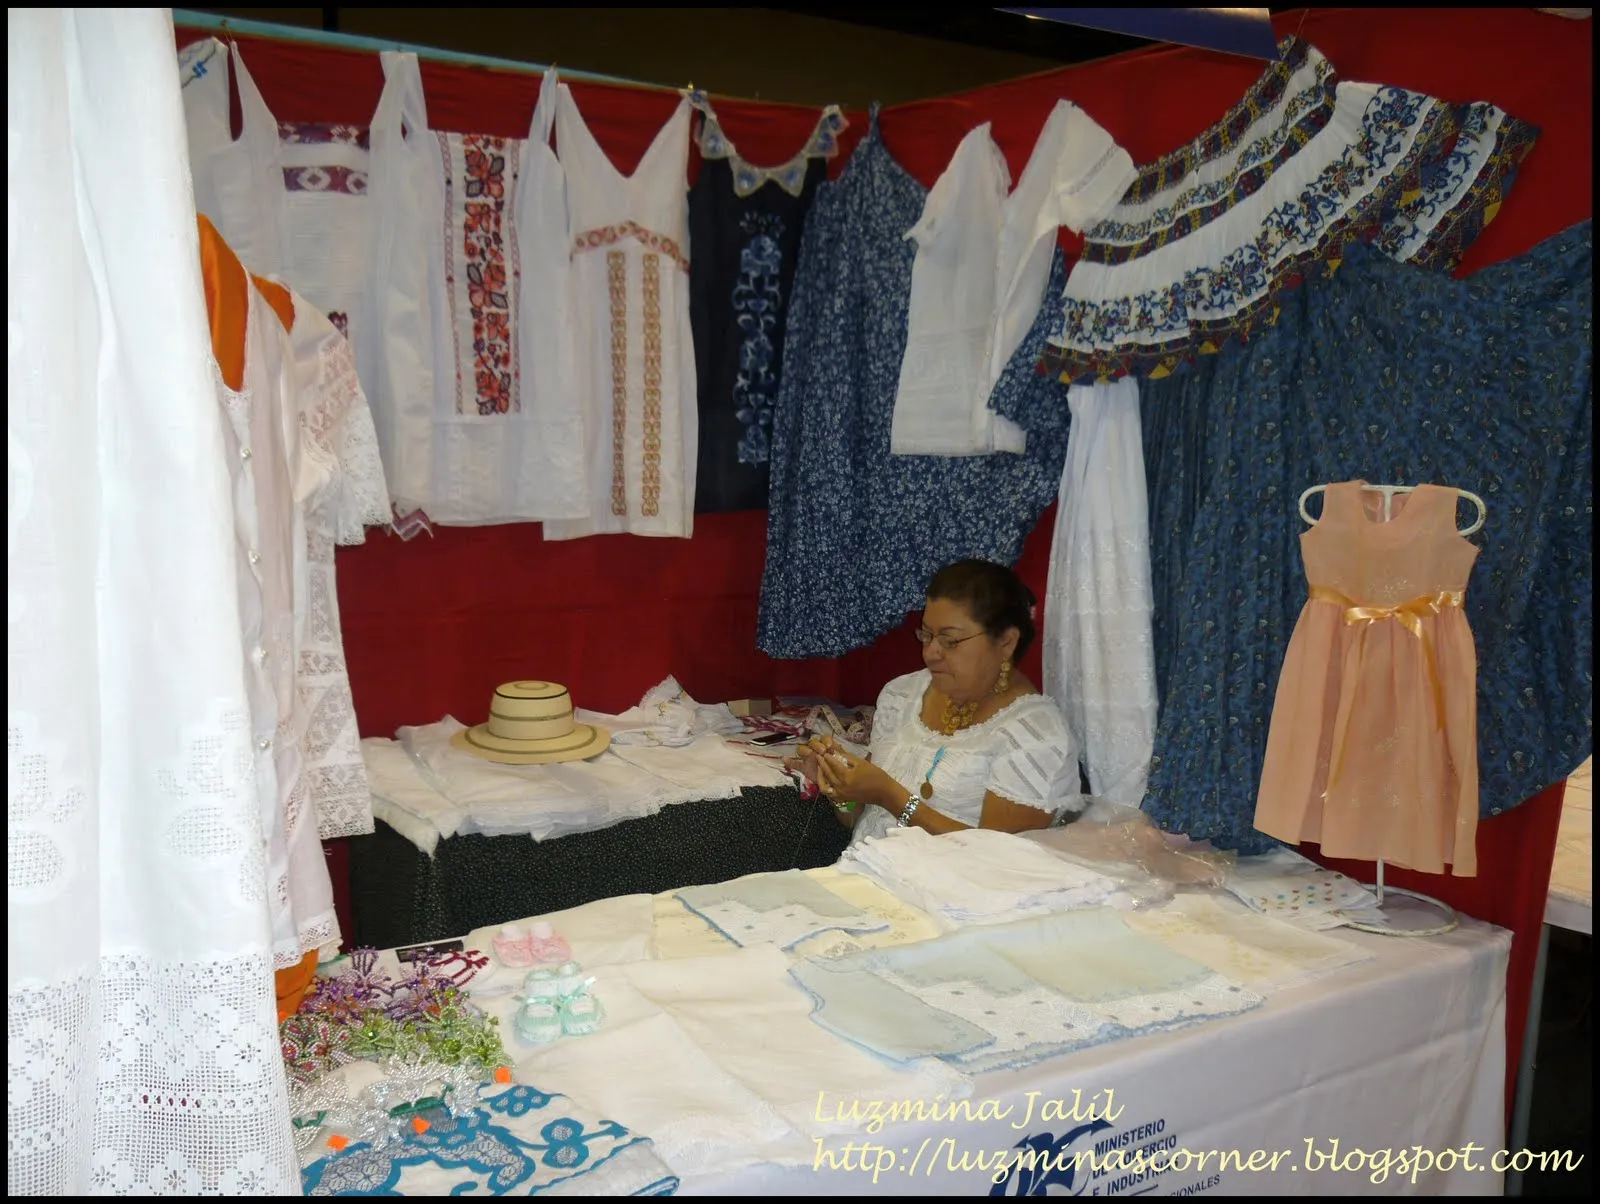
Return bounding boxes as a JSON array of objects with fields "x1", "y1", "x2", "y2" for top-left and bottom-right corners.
[{"x1": 839, "y1": 827, "x2": 1122, "y2": 928}]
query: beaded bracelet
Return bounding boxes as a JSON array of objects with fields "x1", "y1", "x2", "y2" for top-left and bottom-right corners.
[{"x1": 898, "y1": 794, "x2": 921, "y2": 827}]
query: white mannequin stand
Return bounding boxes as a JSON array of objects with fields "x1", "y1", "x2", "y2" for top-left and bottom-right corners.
[{"x1": 1295, "y1": 482, "x2": 1489, "y2": 937}]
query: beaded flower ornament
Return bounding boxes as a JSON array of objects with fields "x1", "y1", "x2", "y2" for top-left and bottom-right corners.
[{"x1": 280, "y1": 948, "x2": 506, "y2": 1089}]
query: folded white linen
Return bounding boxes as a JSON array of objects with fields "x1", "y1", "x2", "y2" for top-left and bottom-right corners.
[
  {"x1": 361, "y1": 736, "x2": 464, "y2": 853},
  {"x1": 399, "y1": 717, "x2": 679, "y2": 840},
  {"x1": 507, "y1": 973, "x2": 807, "y2": 1178},
  {"x1": 1123, "y1": 891, "x2": 1374, "y2": 995},
  {"x1": 618, "y1": 949, "x2": 971, "y2": 1146},
  {"x1": 674, "y1": 870, "x2": 889, "y2": 951},
  {"x1": 650, "y1": 867, "x2": 944, "y2": 962},
  {"x1": 392, "y1": 715, "x2": 793, "y2": 844},
  {"x1": 493, "y1": 943, "x2": 973, "y2": 1179},
  {"x1": 602, "y1": 732, "x2": 793, "y2": 796},
  {"x1": 368, "y1": 795, "x2": 442, "y2": 857},
  {"x1": 839, "y1": 827, "x2": 1122, "y2": 928},
  {"x1": 796, "y1": 909, "x2": 1263, "y2": 1075},
  {"x1": 580, "y1": 676, "x2": 745, "y2": 748}
]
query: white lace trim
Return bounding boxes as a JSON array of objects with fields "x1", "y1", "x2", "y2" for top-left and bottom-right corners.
[
  {"x1": 691, "y1": 93, "x2": 847, "y2": 198},
  {"x1": 299, "y1": 325, "x2": 391, "y2": 547},
  {"x1": 299, "y1": 529, "x2": 375, "y2": 839},
  {"x1": 9, "y1": 954, "x2": 298, "y2": 1195},
  {"x1": 295, "y1": 315, "x2": 382, "y2": 839}
]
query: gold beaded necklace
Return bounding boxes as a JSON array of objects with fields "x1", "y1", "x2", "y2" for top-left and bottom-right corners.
[
  {"x1": 938, "y1": 660, "x2": 1012, "y2": 737},
  {"x1": 939, "y1": 697, "x2": 981, "y2": 736}
]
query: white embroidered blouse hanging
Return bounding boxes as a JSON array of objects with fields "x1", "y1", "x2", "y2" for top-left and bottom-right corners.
[
  {"x1": 543, "y1": 84, "x2": 699, "y2": 540},
  {"x1": 180, "y1": 36, "x2": 392, "y2": 378},
  {"x1": 366, "y1": 55, "x2": 585, "y2": 526},
  {"x1": 213, "y1": 273, "x2": 343, "y2": 967},
  {"x1": 890, "y1": 101, "x2": 1136, "y2": 456},
  {"x1": 289, "y1": 297, "x2": 391, "y2": 839}
]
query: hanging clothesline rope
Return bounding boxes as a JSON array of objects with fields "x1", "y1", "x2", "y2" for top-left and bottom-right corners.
[
  {"x1": 171, "y1": 8, "x2": 824, "y2": 109},
  {"x1": 173, "y1": 8, "x2": 641, "y2": 89}
]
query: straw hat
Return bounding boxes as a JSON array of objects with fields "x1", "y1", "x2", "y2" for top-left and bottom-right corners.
[{"x1": 450, "y1": 681, "x2": 610, "y2": 765}]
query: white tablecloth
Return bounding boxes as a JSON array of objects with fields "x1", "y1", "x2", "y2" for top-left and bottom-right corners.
[
  {"x1": 683, "y1": 918, "x2": 1509, "y2": 1196},
  {"x1": 372, "y1": 869, "x2": 1509, "y2": 1197}
]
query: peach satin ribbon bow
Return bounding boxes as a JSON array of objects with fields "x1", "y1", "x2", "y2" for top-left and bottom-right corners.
[{"x1": 1308, "y1": 584, "x2": 1465, "y2": 726}]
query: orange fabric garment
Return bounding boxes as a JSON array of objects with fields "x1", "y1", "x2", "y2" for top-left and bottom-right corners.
[
  {"x1": 197, "y1": 214, "x2": 318, "y2": 1015},
  {"x1": 1254, "y1": 482, "x2": 1481, "y2": 875},
  {"x1": 196, "y1": 213, "x2": 294, "y2": 389},
  {"x1": 276, "y1": 948, "x2": 322, "y2": 1021}
]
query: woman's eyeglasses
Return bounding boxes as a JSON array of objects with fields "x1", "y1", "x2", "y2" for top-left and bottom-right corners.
[{"x1": 915, "y1": 627, "x2": 985, "y2": 652}]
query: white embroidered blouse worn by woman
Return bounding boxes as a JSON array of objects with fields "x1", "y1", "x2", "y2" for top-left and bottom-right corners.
[
  {"x1": 852, "y1": 669, "x2": 1083, "y2": 845},
  {"x1": 793, "y1": 559, "x2": 1085, "y2": 845}
]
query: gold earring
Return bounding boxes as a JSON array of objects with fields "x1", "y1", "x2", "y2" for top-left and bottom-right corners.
[{"x1": 995, "y1": 659, "x2": 1011, "y2": 695}]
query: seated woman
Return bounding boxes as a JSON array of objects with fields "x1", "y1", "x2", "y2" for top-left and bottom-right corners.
[{"x1": 791, "y1": 559, "x2": 1083, "y2": 845}]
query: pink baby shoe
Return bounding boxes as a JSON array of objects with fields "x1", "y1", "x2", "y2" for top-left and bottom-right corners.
[
  {"x1": 524, "y1": 921, "x2": 572, "y2": 966},
  {"x1": 492, "y1": 926, "x2": 537, "y2": 968}
]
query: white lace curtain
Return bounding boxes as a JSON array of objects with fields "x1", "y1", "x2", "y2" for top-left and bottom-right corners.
[
  {"x1": 8, "y1": 10, "x2": 298, "y2": 1195},
  {"x1": 1041, "y1": 377, "x2": 1159, "y2": 805}
]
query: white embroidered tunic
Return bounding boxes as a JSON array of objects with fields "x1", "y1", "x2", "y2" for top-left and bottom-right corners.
[
  {"x1": 542, "y1": 86, "x2": 698, "y2": 540},
  {"x1": 180, "y1": 37, "x2": 390, "y2": 380},
  {"x1": 367, "y1": 56, "x2": 585, "y2": 526}
]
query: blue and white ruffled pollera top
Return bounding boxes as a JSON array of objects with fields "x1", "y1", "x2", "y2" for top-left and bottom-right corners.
[{"x1": 1038, "y1": 35, "x2": 1539, "y2": 385}]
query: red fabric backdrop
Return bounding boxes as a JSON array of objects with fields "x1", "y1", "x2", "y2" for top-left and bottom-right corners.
[{"x1": 176, "y1": 7, "x2": 1589, "y2": 1119}]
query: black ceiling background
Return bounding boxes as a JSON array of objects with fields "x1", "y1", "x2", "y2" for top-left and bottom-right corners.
[
  {"x1": 764, "y1": 7, "x2": 1164, "y2": 65},
  {"x1": 307, "y1": 8, "x2": 1297, "y2": 68},
  {"x1": 767, "y1": 8, "x2": 1301, "y2": 64}
]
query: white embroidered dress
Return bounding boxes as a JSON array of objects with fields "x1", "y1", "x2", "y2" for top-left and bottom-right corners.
[
  {"x1": 216, "y1": 280, "x2": 390, "y2": 963},
  {"x1": 889, "y1": 102, "x2": 1135, "y2": 456},
  {"x1": 367, "y1": 56, "x2": 584, "y2": 525},
  {"x1": 1042, "y1": 376, "x2": 1158, "y2": 805},
  {"x1": 288, "y1": 298, "x2": 391, "y2": 838},
  {"x1": 852, "y1": 670, "x2": 1084, "y2": 845},
  {"x1": 215, "y1": 279, "x2": 337, "y2": 966},
  {"x1": 9, "y1": 11, "x2": 297, "y2": 1192},
  {"x1": 543, "y1": 86, "x2": 698, "y2": 539}
]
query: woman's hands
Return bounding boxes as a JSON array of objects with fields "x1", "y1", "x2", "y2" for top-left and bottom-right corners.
[
  {"x1": 809, "y1": 738, "x2": 908, "y2": 813},
  {"x1": 781, "y1": 740, "x2": 825, "y2": 788}
]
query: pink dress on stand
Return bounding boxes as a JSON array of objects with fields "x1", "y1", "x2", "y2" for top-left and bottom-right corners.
[{"x1": 1255, "y1": 482, "x2": 1481, "y2": 876}]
